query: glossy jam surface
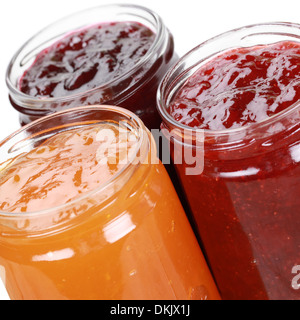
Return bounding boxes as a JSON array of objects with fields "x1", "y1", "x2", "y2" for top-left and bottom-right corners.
[
  {"x1": 0, "y1": 123, "x2": 138, "y2": 213},
  {"x1": 169, "y1": 41, "x2": 300, "y2": 130},
  {"x1": 167, "y1": 41, "x2": 300, "y2": 299},
  {"x1": 20, "y1": 22, "x2": 155, "y2": 98},
  {"x1": 0, "y1": 120, "x2": 220, "y2": 300},
  {"x1": 14, "y1": 21, "x2": 175, "y2": 129}
]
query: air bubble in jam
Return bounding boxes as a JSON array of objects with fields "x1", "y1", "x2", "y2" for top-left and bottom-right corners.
[{"x1": 188, "y1": 285, "x2": 209, "y2": 300}]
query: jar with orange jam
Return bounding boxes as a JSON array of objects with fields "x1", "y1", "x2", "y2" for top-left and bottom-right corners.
[{"x1": 0, "y1": 105, "x2": 219, "y2": 300}]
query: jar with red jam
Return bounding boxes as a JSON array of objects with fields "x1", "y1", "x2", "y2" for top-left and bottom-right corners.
[
  {"x1": 6, "y1": 4, "x2": 176, "y2": 129},
  {"x1": 157, "y1": 22, "x2": 300, "y2": 300},
  {"x1": 0, "y1": 105, "x2": 220, "y2": 300}
]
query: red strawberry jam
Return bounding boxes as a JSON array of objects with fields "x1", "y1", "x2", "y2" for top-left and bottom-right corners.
[
  {"x1": 165, "y1": 40, "x2": 300, "y2": 299},
  {"x1": 169, "y1": 41, "x2": 300, "y2": 130}
]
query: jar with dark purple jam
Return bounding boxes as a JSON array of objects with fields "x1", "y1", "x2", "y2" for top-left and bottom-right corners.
[
  {"x1": 157, "y1": 23, "x2": 300, "y2": 300},
  {"x1": 6, "y1": 4, "x2": 177, "y2": 129}
]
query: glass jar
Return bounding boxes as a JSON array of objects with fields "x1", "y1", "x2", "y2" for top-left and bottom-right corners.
[
  {"x1": 6, "y1": 4, "x2": 177, "y2": 129},
  {"x1": 0, "y1": 105, "x2": 220, "y2": 300},
  {"x1": 157, "y1": 22, "x2": 300, "y2": 300}
]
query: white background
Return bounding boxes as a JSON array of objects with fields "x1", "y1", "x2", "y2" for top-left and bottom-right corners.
[{"x1": 0, "y1": 0, "x2": 300, "y2": 300}]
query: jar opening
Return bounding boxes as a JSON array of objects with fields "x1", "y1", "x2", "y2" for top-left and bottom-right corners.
[
  {"x1": 0, "y1": 105, "x2": 148, "y2": 221},
  {"x1": 6, "y1": 4, "x2": 165, "y2": 111},
  {"x1": 157, "y1": 22, "x2": 300, "y2": 144}
]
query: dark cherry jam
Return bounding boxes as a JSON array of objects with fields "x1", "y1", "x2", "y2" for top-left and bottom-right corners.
[
  {"x1": 20, "y1": 22, "x2": 155, "y2": 98},
  {"x1": 169, "y1": 41, "x2": 300, "y2": 130},
  {"x1": 10, "y1": 19, "x2": 176, "y2": 129},
  {"x1": 165, "y1": 40, "x2": 300, "y2": 299}
]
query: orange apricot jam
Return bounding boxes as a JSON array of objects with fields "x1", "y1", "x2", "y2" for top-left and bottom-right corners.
[
  {"x1": 0, "y1": 106, "x2": 220, "y2": 300},
  {"x1": 0, "y1": 123, "x2": 138, "y2": 213}
]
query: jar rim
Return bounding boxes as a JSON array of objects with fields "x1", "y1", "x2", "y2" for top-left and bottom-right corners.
[
  {"x1": 6, "y1": 3, "x2": 166, "y2": 110},
  {"x1": 0, "y1": 105, "x2": 148, "y2": 219},
  {"x1": 157, "y1": 21, "x2": 300, "y2": 140}
]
